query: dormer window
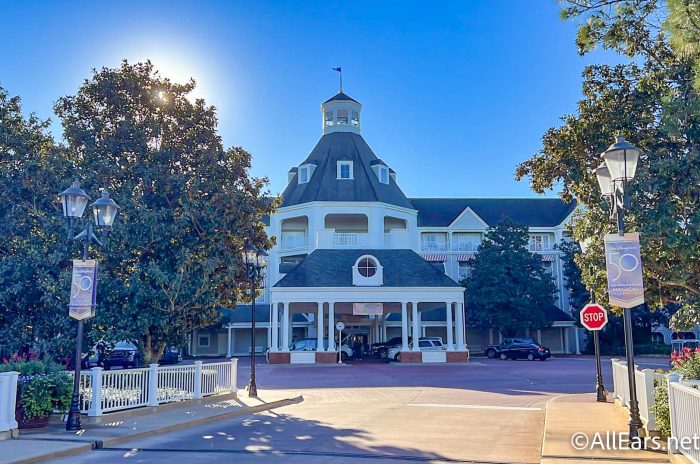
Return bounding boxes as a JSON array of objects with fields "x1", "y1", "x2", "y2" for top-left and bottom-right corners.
[
  {"x1": 337, "y1": 161, "x2": 353, "y2": 180},
  {"x1": 299, "y1": 166, "x2": 310, "y2": 184},
  {"x1": 378, "y1": 167, "x2": 389, "y2": 184},
  {"x1": 324, "y1": 110, "x2": 334, "y2": 127},
  {"x1": 337, "y1": 109, "x2": 348, "y2": 125},
  {"x1": 351, "y1": 111, "x2": 359, "y2": 127},
  {"x1": 352, "y1": 254, "x2": 383, "y2": 286},
  {"x1": 357, "y1": 257, "x2": 377, "y2": 277}
]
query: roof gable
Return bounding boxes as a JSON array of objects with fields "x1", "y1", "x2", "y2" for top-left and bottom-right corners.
[{"x1": 449, "y1": 207, "x2": 489, "y2": 229}]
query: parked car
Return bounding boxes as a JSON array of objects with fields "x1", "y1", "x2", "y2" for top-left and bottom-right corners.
[
  {"x1": 103, "y1": 341, "x2": 143, "y2": 370},
  {"x1": 484, "y1": 338, "x2": 535, "y2": 358},
  {"x1": 371, "y1": 337, "x2": 405, "y2": 359},
  {"x1": 387, "y1": 338, "x2": 445, "y2": 362},
  {"x1": 287, "y1": 338, "x2": 354, "y2": 362},
  {"x1": 497, "y1": 342, "x2": 550, "y2": 361},
  {"x1": 158, "y1": 345, "x2": 183, "y2": 365}
]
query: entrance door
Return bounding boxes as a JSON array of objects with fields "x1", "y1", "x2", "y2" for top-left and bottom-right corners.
[{"x1": 344, "y1": 326, "x2": 370, "y2": 359}]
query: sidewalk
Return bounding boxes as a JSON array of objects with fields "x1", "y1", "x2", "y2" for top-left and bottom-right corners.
[
  {"x1": 540, "y1": 393, "x2": 670, "y2": 464},
  {"x1": 1, "y1": 390, "x2": 302, "y2": 464}
]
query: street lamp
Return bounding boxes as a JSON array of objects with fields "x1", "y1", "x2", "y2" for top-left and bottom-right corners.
[
  {"x1": 59, "y1": 181, "x2": 120, "y2": 431},
  {"x1": 240, "y1": 243, "x2": 267, "y2": 398},
  {"x1": 596, "y1": 135, "x2": 644, "y2": 439},
  {"x1": 578, "y1": 238, "x2": 607, "y2": 403}
]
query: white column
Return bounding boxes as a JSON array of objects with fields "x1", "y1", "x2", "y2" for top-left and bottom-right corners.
[
  {"x1": 317, "y1": 302, "x2": 324, "y2": 351},
  {"x1": 271, "y1": 302, "x2": 279, "y2": 352},
  {"x1": 227, "y1": 325, "x2": 233, "y2": 357},
  {"x1": 401, "y1": 302, "x2": 409, "y2": 351},
  {"x1": 574, "y1": 327, "x2": 581, "y2": 355},
  {"x1": 412, "y1": 302, "x2": 420, "y2": 351},
  {"x1": 456, "y1": 302, "x2": 465, "y2": 350},
  {"x1": 445, "y1": 302, "x2": 454, "y2": 351},
  {"x1": 382, "y1": 313, "x2": 388, "y2": 342},
  {"x1": 282, "y1": 302, "x2": 290, "y2": 351},
  {"x1": 537, "y1": 329, "x2": 542, "y2": 344},
  {"x1": 328, "y1": 302, "x2": 336, "y2": 351}
]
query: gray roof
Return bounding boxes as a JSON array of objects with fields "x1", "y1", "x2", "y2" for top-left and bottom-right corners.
[
  {"x1": 218, "y1": 305, "x2": 308, "y2": 324},
  {"x1": 274, "y1": 249, "x2": 462, "y2": 288},
  {"x1": 409, "y1": 198, "x2": 576, "y2": 227},
  {"x1": 281, "y1": 132, "x2": 413, "y2": 209},
  {"x1": 323, "y1": 91, "x2": 359, "y2": 104}
]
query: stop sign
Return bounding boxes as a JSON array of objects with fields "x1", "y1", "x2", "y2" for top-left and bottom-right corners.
[{"x1": 580, "y1": 303, "x2": 609, "y2": 331}]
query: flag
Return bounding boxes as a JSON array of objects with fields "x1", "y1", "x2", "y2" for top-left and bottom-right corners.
[{"x1": 332, "y1": 67, "x2": 341, "y2": 72}]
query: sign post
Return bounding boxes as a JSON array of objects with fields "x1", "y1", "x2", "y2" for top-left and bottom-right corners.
[
  {"x1": 335, "y1": 321, "x2": 345, "y2": 364},
  {"x1": 580, "y1": 303, "x2": 609, "y2": 402}
]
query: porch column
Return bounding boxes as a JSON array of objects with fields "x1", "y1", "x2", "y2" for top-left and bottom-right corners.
[
  {"x1": 282, "y1": 302, "x2": 290, "y2": 351},
  {"x1": 445, "y1": 302, "x2": 454, "y2": 350},
  {"x1": 271, "y1": 301, "x2": 279, "y2": 352},
  {"x1": 456, "y1": 302, "x2": 465, "y2": 350},
  {"x1": 382, "y1": 313, "x2": 388, "y2": 342},
  {"x1": 401, "y1": 302, "x2": 409, "y2": 351},
  {"x1": 537, "y1": 329, "x2": 542, "y2": 344},
  {"x1": 328, "y1": 302, "x2": 336, "y2": 351},
  {"x1": 227, "y1": 325, "x2": 232, "y2": 357},
  {"x1": 574, "y1": 328, "x2": 581, "y2": 355},
  {"x1": 412, "y1": 302, "x2": 420, "y2": 351},
  {"x1": 317, "y1": 302, "x2": 324, "y2": 351}
]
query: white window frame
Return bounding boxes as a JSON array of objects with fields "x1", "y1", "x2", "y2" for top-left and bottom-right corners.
[
  {"x1": 378, "y1": 166, "x2": 389, "y2": 184},
  {"x1": 529, "y1": 234, "x2": 550, "y2": 251},
  {"x1": 324, "y1": 110, "x2": 334, "y2": 127},
  {"x1": 337, "y1": 161, "x2": 353, "y2": 180},
  {"x1": 337, "y1": 109, "x2": 348, "y2": 125},
  {"x1": 299, "y1": 166, "x2": 310, "y2": 184},
  {"x1": 351, "y1": 110, "x2": 359, "y2": 127},
  {"x1": 198, "y1": 334, "x2": 210, "y2": 347}
]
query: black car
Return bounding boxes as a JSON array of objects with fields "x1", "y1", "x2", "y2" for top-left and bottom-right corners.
[
  {"x1": 497, "y1": 343, "x2": 551, "y2": 361},
  {"x1": 484, "y1": 337, "x2": 535, "y2": 358},
  {"x1": 370, "y1": 337, "x2": 404, "y2": 359},
  {"x1": 103, "y1": 341, "x2": 143, "y2": 370},
  {"x1": 158, "y1": 346, "x2": 182, "y2": 365}
]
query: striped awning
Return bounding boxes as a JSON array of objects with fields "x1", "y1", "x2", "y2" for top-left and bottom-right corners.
[
  {"x1": 422, "y1": 254, "x2": 447, "y2": 262},
  {"x1": 456, "y1": 253, "x2": 477, "y2": 261},
  {"x1": 541, "y1": 253, "x2": 557, "y2": 262}
]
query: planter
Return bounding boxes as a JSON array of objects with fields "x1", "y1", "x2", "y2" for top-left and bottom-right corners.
[{"x1": 15, "y1": 403, "x2": 50, "y2": 429}]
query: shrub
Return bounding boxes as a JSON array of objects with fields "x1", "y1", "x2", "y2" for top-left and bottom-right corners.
[
  {"x1": 651, "y1": 372, "x2": 671, "y2": 436},
  {"x1": 0, "y1": 359, "x2": 72, "y2": 419},
  {"x1": 671, "y1": 348, "x2": 700, "y2": 379}
]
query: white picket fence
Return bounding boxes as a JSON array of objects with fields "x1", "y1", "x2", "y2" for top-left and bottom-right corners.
[
  {"x1": 0, "y1": 372, "x2": 18, "y2": 436},
  {"x1": 667, "y1": 373, "x2": 700, "y2": 464},
  {"x1": 610, "y1": 358, "x2": 663, "y2": 432},
  {"x1": 78, "y1": 359, "x2": 238, "y2": 416}
]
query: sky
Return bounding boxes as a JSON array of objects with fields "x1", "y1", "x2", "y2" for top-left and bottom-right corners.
[{"x1": 0, "y1": 1, "x2": 615, "y2": 199}]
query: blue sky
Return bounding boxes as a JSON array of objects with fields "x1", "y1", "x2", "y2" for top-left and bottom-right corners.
[{"x1": 0, "y1": 1, "x2": 613, "y2": 198}]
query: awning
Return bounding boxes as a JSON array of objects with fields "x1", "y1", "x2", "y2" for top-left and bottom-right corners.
[
  {"x1": 456, "y1": 253, "x2": 476, "y2": 261},
  {"x1": 541, "y1": 253, "x2": 557, "y2": 262},
  {"x1": 422, "y1": 254, "x2": 447, "y2": 262}
]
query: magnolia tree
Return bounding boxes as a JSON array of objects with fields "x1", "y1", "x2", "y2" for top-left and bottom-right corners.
[{"x1": 517, "y1": 1, "x2": 700, "y2": 330}]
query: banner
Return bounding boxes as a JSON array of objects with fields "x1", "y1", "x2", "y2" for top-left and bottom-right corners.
[
  {"x1": 352, "y1": 303, "x2": 383, "y2": 316},
  {"x1": 604, "y1": 233, "x2": 645, "y2": 309},
  {"x1": 69, "y1": 259, "x2": 98, "y2": 320}
]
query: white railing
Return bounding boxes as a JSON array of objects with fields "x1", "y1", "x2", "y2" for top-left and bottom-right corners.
[
  {"x1": 333, "y1": 233, "x2": 370, "y2": 248},
  {"x1": 610, "y1": 358, "x2": 662, "y2": 432},
  {"x1": 421, "y1": 241, "x2": 448, "y2": 252},
  {"x1": 76, "y1": 359, "x2": 238, "y2": 416},
  {"x1": 281, "y1": 234, "x2": 308, "y2": 250},
  {"x1": 0, "y1": 371, "x2": 18, "y2": 435},
  {"x1": 668, "y1": 373, "x2": 700, "y2": 464},
  {"x1": 452, "y1": 242, "x2": 480, "y2": 252},
  {"x1": 384, "y1": 233, "x2": 391, "y2": 248}
]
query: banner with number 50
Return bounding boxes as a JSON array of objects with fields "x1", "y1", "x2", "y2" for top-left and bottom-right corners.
[{"x1": 604, "y1": 233, "x2": 645, "y2": 309}]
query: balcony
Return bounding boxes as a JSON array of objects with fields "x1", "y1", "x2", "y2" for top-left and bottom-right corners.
[
  {"x1": 316, "y1": 229, "x2": 411, "y2": 249},
  {"x1": 528, "y1": 243, "x2": 552, "y2": 252},
  {"x1": 280, "y1": 233, "x2": 308, "y2": 251},
  {"x1": 452, "y1": 241, "x2": 480, "y2": 252},
  {"x1": 421, "y1": 241, "x2": 448, "y2": 252},
  {"x1": 333, "y1": 233, "x2": 370, "y2": 248}
]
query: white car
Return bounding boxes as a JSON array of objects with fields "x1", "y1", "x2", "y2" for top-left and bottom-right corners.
[
  {"x1": 387, "y1": 337, "x2": 445, "y2": 362},
  {"x1": 266, "y1": 338, "x2": 354, "y2": 362}
]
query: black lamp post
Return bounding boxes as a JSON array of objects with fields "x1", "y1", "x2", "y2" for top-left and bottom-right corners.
[
  {"x1": 241, "y1": 243, "x2": 267, "y2": 398},
  {"x1": 59, "y1": 181, "x2": 120, "y2": 431},
  {"x1": 594, "y1": 135, "x2": 643, "y2": 439},
  {"x1": 579, "y1": 238, "x2": 607, "y2": 403}
]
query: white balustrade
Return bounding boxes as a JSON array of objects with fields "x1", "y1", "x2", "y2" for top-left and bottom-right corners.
[
  {"x1": 668, "y1": 374, "x2": 700, "y2": 463},
  {"x1": 610, "y1": 358, "x2": 663, "y2": 432}
]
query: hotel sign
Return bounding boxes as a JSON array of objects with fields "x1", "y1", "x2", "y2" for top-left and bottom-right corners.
[
  {"x1": 69, "y1": 259, "x2": 98, "y2": 320},
  {"x1": 353, "y1": 303, "x2": 383, "y2": 316},
  {"x1": 604, "y1": 233, "x2": 645, "y2": 309}
]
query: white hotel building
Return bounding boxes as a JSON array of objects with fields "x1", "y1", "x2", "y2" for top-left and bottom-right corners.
[{"x1": 191, "y1": 90, "x2": 579, "y2": 363}]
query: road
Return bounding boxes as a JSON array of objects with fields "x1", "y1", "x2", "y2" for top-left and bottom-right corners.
[{"x1": 48, "y1": 356, "x2": 668, "y2": 464}]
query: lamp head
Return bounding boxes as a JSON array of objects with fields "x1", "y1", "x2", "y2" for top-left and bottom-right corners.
[{"x1": 59, "y1": 181, "x2": 90, "y2": 219}]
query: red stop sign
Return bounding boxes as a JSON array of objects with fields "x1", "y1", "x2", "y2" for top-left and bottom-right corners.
[{"x1": 580, "y1": 303, "x2": 609, "y2": 331}]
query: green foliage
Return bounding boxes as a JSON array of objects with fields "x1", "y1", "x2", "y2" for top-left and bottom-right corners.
[
  {"x1": 651, "y1": 373, "x2": 671, "y2": 436},
  {"x1": 672, "y1": 347, "x2": 700, "y2": 379},
  {"x1": 463, "y1": 219, "x2": 557, "y2": 337},
  {"x1": 0, "y1": 360, "x2": 72, "y2": 419},
  {"x1": 518, "y1": 1, "x2": 700, "y2": 330},
  {"x1": 559, "y1": 240, "x2": 590, "y2": 317}
]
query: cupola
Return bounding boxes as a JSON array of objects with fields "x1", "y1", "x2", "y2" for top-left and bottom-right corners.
[{"x1": 321, "y1": 91, "x2": 362, "y2": 135}]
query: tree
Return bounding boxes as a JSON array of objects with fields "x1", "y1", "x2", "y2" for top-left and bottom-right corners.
[
  {"x1": 463, "y1": 219, "x2": 557, "y2": 337},
  {"x1": 559, "y1": 240, "x2": 590, "y2": 315},
  {"x1": 0, "y1": 87, "x2": 76, "y2": 358},
  {"x1": 516, "y1": 1, "x2": 700, "y2": 331}
]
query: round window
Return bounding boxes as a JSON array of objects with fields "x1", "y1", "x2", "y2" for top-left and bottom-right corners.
[{"x1": 358, "y1": 257, "x2": 377, "y2": 277}]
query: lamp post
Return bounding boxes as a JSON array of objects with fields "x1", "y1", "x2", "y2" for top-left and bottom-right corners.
[
  {"x1": 59, "y1": 181, "x2": 120, "y2": 432},
  {"x1": 241, "y1": 243, "x2": 267, "y2": 398},
  {"x1": 594, "y1": 135, "x2": 643, "y2": 439},
  {"x1": 579, "y1": 238, "x2": 607, "y2": 403}
]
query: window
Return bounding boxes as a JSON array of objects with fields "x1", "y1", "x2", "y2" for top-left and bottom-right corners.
[
  {"x1": 418, "y1": 340, "x2": 431, "y2": 348},
  {"x1": 529, "y1": 234, "x2": 550, "y2": 251},
  {"x1": 198, "y1": 335, "x2": 210, "y2": 347},
  {"x1": 357, "y1": 257, "x2": 377, "y2": 277},
  {"x1": 379, "y1": 167, "x2": 389, "y2": 184},
  {"x1": 299, "y1": 166, "x2": 309, "y2": 184},
  {"x1": 325, "y1": 110, "x2": 334, "y2": 127},
  {"x1": 351, "y1": 111, "x2": 359, "y2": 126},
  {"x1": 458, "y1": 262, "x2": 472, "y2": 279},
  {"x1": 337, "y1": 161, "x2": 353, "y2": 179},
  {"x1": 337, "y1": 109, "x2": 348, "y2": 125},
  {"x1": 422, "y1": 233, "x2": 447, "y2": 251}
]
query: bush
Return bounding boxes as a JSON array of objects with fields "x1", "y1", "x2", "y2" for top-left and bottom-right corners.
[
  {"x1": 672, "y1": 348, "x2": 700, "y2": 379},
  {"x1": 651, "y1": 372, "x2": 671, "y2": 436},
  {"x1": 0, "y1": 359, "x2": 72, "y2": 419}
]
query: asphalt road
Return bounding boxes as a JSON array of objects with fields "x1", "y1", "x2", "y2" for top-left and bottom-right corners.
[{"x1": 47, "y1": 356, "x2": 669, "y2": 464}]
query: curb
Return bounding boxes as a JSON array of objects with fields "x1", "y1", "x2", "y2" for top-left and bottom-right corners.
[{"x1": 9, "y1": 395, "x2": 303, "y2": 464}]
